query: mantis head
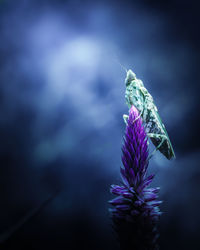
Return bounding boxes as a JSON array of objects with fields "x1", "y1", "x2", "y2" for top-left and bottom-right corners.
[
  {"x1": 125, "y1": 69, "x2": 145, "y2": 110},
  {"x1": 125, "y1": 70, "x2": 136, "y2": 86},
  {"x1": 125, "y1": 70, "x2": 144, "y2": 90}
]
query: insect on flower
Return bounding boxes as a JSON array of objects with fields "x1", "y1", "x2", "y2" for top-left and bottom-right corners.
[{"x1": 123, "y1": 69, "x2": 175, "y2": 160}]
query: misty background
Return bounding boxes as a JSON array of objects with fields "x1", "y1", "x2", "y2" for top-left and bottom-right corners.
[{"x1": 0, "y1": 0, "x2": 199, "y2": 249}]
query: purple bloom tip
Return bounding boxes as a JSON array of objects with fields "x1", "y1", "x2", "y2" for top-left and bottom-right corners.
[{"x1": 109, "y1": 104, "x2": 162, "y2": 223}]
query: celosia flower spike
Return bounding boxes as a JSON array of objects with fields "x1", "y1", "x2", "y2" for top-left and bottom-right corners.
[{"x1": 109, "y1": 105, "x2": 161, "y2": 250}]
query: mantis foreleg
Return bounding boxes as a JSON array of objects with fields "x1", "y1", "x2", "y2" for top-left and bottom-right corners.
[
  {"x1": 123, "y1": 114, "x2": 129, "y2": 124},
  {"x1": 123, "y1": 112, "x2": 142, "y2": 125}
]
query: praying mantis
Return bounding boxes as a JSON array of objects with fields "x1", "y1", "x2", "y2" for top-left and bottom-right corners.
[{"x1": 123, "y1": 69, "x2": 175, "y2": 160}]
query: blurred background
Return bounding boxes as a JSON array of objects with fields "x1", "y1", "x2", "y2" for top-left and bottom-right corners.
[{"x1": 0, "y1": 0, "x2": 199, "y2": 249}]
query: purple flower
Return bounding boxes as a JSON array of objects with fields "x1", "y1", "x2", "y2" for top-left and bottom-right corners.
[{"x1": 109, "y1": 105, "x2": 161, "y2": 249}]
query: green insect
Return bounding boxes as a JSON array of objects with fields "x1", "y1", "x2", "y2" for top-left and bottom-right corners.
[{"x1": 123, "y1": 69, "x2": 175, "y2": 160}]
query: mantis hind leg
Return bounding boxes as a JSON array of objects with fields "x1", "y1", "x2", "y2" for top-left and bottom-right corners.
[{"x1": 147, "y1": 133, "x2": 167, "y2": 160}]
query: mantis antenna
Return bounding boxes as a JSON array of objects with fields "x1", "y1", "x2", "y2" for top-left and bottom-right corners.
[
  {"x1": 118, "y1": 61, "x2": 128, "y2": 73},
  {"x1": 113, "y1": 56, "x2": 128, "y2": 73}
]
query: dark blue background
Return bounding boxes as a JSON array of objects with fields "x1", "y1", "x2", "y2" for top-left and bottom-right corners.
[{"x1": 0, "y1": 0, "x2": 199, "y2": 249}]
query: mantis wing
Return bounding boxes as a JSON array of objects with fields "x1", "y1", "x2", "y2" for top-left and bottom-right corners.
[{"x1": 148, "y1": 108, "x2": 176, "y2": 160}]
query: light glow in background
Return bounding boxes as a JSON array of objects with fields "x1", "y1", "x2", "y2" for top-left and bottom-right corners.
[{"x1": 0, "y1": 0, "x2": 199, "y2": 249}]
